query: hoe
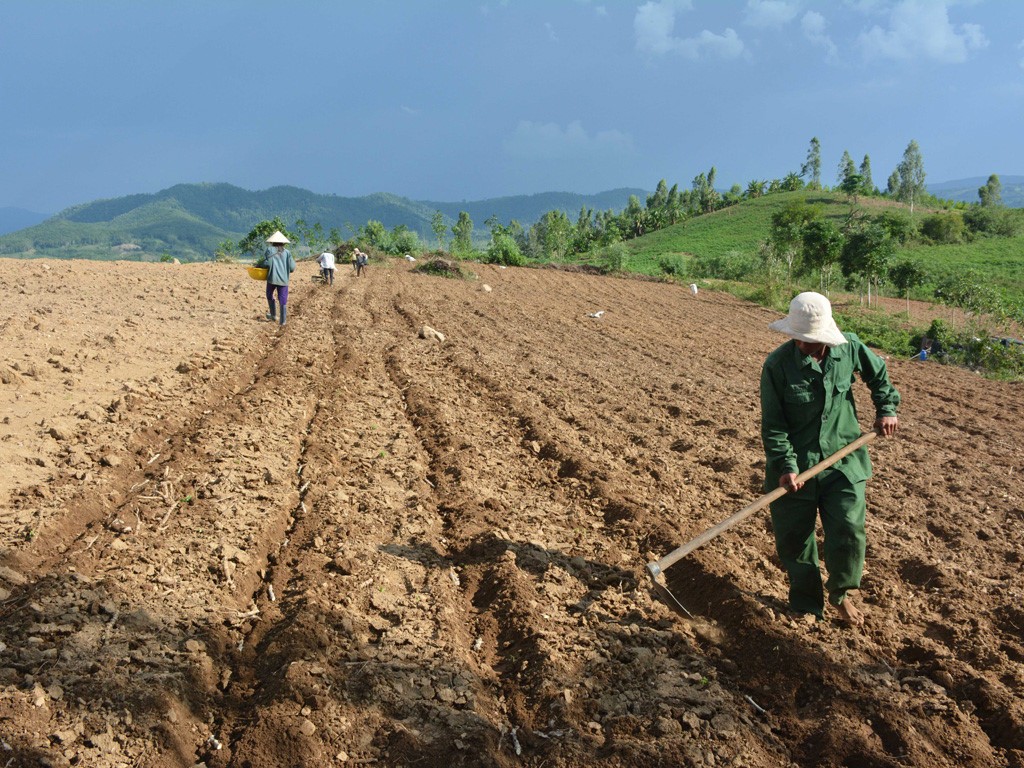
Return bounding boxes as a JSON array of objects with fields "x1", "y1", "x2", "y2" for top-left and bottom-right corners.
[{"x1": 646, "y1": 431, "x2": 878, "y2": 618}]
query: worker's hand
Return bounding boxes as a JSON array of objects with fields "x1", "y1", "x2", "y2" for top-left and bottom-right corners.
[
  {"x1": 874, "y1": 415, "x2": 898, "y2": 437},
  {"x1": 779, "y1": 473, "x2": 804, "y2": 493}
]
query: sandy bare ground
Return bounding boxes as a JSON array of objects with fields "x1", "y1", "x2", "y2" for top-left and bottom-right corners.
[{"x1": 1, "y1": 257, "x2": 1022, "y2": 767}]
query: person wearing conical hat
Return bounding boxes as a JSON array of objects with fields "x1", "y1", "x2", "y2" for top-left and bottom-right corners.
[
  {"x1": 760, "y1": 292, "x2": 900, "y2": 626},
  {"x1": 257, "y1": 230, "x2": 296, "y2": 326}
]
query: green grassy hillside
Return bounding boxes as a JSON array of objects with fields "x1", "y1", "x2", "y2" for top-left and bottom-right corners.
[{"x1": 618, "y1": 191, "x2": 1024, "y2": 304}]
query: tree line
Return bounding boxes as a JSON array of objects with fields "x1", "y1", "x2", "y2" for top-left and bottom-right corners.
[{"x1": 223, "y1": 137, "x2": 1014, "y2": 284}]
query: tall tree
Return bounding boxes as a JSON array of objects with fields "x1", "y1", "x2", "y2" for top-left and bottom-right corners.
[
  {"x1": 622, "y1": 194, "x2": 646, "y2": 237},
  {"x1": 978, "y1": 174, "x2": 1002, "y2": 207},
  {"x1": 451, "y1": 211, "x2": 473, "y2": 254},
  {"x1": 801, "y1": 219, "x2": 844, "y2": 295},
  {"x1": 894, "y1": 139, "x2": 927, "y2": 217},
  {"x1": 238, "y1": 217, "x2": 294, "y2": 259},
  {"x1": 886, "y1": 170, "x2": 900, "y2": 196},
  {"x1": 889, "y1": 260, "x2": 926, "y2": 315},
  {"x1": 837, "y1": 150, "x2": 856, "y2": 188},
  {"x1": 537, "y1": 209, "x2": 572, "y2": 260},
  {"x1": 859, "y1": 155, "x2": 874, "y2": 195},
  {"x1": 431, "y1": 211, "x2": 447, "y2": 250},
  {"x1": 801, "y1": 137, "x2": 822, "y2": 190},
  {"x1": 768, "y1": 202, "x2": 821, "y2": 284},
  {"x1": 841, "y1": 224, "x2": 895, "y2": 306}
]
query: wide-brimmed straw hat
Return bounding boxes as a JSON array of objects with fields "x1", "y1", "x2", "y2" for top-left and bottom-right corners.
[
  {"x1": 265, "y1": 230, "x2": 290, "y2": 244},
  {"x1": 769, "y1": 292, "x2": 847, "y2": 347}
]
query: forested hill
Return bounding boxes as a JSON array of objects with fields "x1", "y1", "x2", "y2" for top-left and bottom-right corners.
[{"x1": 0, "y1": 183, "x2": 647, "y2": 262}]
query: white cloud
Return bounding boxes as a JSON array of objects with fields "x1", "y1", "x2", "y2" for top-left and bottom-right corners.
[
  {"x1": 801, "y1": 11, "x2": 838, "y2": 62},
  {"x1": 401, "y1": 105, "x2": 419, "y2": 116},
  {"x1": 744, "y1": 0, "x2": 799, "y2": 28},
  {"x1": 503, "y1": 120, "x2": 634, "y2": 160},
  {"x1": 545, "y1": 22, "x2": 559, "y2": 42},
  {"x1": 857, "y1": 0, "x2": 989, "y2": 63},
  {"x1": 634, "y1": 1, "x2": 745, "y2": 60}
]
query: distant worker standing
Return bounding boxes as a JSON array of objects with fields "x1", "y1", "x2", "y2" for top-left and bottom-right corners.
[
  {"x1": 356, "y1": 250, "x2": 368, "y2": 277},
  {"x1": 318, "y1": 250, "x2": 335, "y2": 285},
  {"x1": 760, "y1": 292, "x2": 899, "y2": 625},
  {"x1": 257, "y1": 230, "x2": 296, "y2": 326},
  {"x1": 350, "y1": 249, "x2": 359, "y2": 273}
]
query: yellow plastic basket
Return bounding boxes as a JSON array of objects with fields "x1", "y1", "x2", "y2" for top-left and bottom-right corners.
[{"x1": 247, "y1": 266, "x2": 268, "y2": 281}]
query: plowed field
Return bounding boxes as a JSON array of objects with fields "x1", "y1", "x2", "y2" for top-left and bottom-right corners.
[{"x1": 1, "y1": 257, "x2": 1022, "y2": 768}]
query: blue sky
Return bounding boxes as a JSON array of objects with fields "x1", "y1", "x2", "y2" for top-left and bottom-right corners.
[{"x1": 3, "y1": 0, "x2": 1022, "y2": 214}]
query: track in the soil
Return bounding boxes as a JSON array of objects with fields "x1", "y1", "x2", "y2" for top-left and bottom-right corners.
[{"x1": 0, "y1": 259, "x2": 1021, "y2": 768}]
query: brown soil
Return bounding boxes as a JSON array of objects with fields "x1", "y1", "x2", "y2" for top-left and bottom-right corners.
[{"x1": 1, "y1": 257, "x2": 1022, "y2": 768}]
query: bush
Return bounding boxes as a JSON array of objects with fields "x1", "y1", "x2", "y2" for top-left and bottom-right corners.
[
  {"x1": 657, "y1": 255, "x2": 687, "y2": 278},
  {"x1": 596, "y1": 242, "x2": 627, "y2": 273},
  {"x1": 833, "y1": 311, "x2": 915, "y2": 357},
  {"x1": 872, "y1": 211, "x2": 916, "y2": 244},
  {"x1": 690, "y1": 250, "x2": 757, "y2": 281},
  {"x1": 412, "y1": 258, "x2": 473, "y2": 279},
  {"x1": 484, "y1": 233, "x2": 525, "y2": 266},
  {"x1": 920, "y1": 212, "x2": 965, "y2": 244},
  {"x1": 963, "y1": 206, "x2": 1020, "y2": 238}
]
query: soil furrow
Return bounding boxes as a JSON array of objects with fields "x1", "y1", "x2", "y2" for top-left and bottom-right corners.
[{"x1": 2, "y1": 259, "x2": 1021, "y2": 768}]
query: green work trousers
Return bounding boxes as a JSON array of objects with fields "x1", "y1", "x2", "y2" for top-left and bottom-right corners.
[{"x1": 769, "y1": 468, "x2": 866, "y2": 618}]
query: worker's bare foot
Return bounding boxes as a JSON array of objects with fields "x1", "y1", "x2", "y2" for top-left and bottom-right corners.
[{"x1": 834, "y1": 598, "x2": 864, "y2": 626}]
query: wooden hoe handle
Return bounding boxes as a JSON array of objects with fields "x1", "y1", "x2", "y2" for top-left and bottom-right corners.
[{"x1": 647, "y1": 431, "x2": 877, "y2": 578}]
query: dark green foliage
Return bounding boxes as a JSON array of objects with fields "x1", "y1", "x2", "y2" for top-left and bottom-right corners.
[
  {"x1": 978, "y1": 174, "x2": 1002, "y2": 207},
  {"x1": 412, "y1": 258, "x2": 472, "y2": 279},
  {"x1": 963, "y1": 206, "x2": 1019, "y2": 237},
  {"x1": 657, "y1": 256, "x2": 687, "y2": 278},
  {"x1": 916, "y1": 319, "x2": 1024, "y2": 378},
  {"x1": 833, "y1": 311, "x2": 915, "y2": 357},
  {"x1": 872, "y1": 211, "x2": 916, "y2": 243},
  {"x1": 239, "y1": 217, "x2": 295, "y2": 259},
  {"x1": 932, "y1": 269, "x2": 1002, "y2": 317},
  {"x1": 597, "y1": 242, "x2": 628, "y2": 273},
  {"x1": 356, "y1": 221, "x2": 421, "y2": 255},
  {"x1": 920, "y1": 211, "x2": 965, "y2": 244},
  {"x1": 690, "y1": 250, "x2": 758, "y2": 281},
  {"x1": 889, "y1": 260, "x2": 927, "y2": 299},
  {"x1": 841, "y1": 225, "x2": 894, "y2": 281},
  {"x1": 484, "y1": 233, "x2": 525, "y2": 266},
  {"x1": 451, "y1": 212, "x2": 474, "y2": 254}
]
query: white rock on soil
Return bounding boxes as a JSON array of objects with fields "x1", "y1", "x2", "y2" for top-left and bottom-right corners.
[{"x1": 419, "y1": 325, "x2": 446, "y2": 342}]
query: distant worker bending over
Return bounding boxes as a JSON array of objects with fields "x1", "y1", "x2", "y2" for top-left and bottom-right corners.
[{"x1": 318, "y1": 250, "x2": 335, "y2": 285}]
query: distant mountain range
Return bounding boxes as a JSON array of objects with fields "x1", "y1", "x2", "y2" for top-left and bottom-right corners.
[
  {"x1": 927, "y1": 175, "x2": 1024, "y2": 206},
  {"x1": 0, "y1": 183, "x2": 648, "y2": 262},
  {"x1": 1, "y1": 176, "x2": 1019, "y2": 262}
]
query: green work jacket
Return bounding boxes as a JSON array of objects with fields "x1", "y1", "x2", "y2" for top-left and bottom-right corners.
[{"x1": 760, "y1": 332, "x2": 900, "y2": 491}]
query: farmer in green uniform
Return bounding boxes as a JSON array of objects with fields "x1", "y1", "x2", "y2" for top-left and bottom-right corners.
[{"x1": 760, "y1": 292, "x2": 899, "y2": 625}]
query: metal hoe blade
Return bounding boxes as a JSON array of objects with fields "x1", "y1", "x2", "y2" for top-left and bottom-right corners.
[{"x1": 645, "y1": 562, "x2": 693, "y2": 619}]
